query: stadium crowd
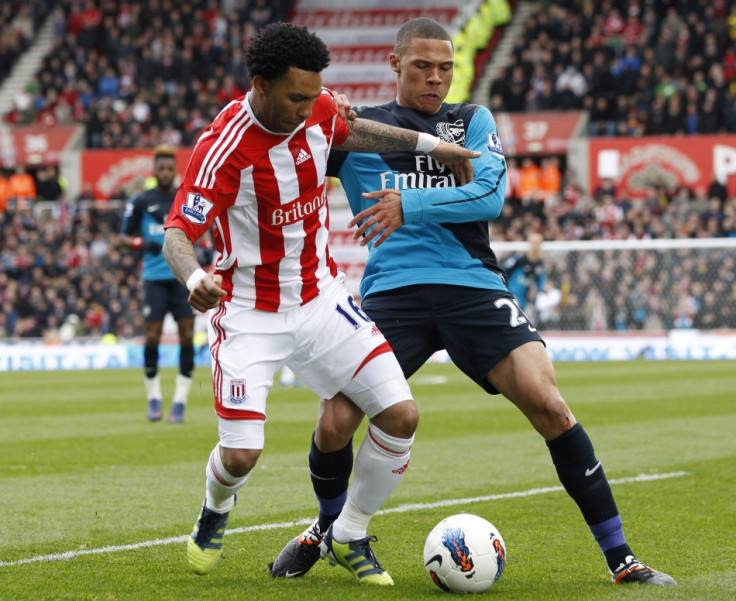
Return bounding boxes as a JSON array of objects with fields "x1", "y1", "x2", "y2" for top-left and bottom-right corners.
[
  {"x1": 0, "y1": 199, "x2": 139, "y2": 340},
  {"x1": 3, "y1": 0, "x2": 289, "y2": 147},
  {"x1": 495, "y1": 156, "x2": 736, "y2": 242},
  {"x1": 4, "y1": 1, "x2": 736, "y2": 139},
  {"x1": 2, "y1": 180, "x2": 734, "y2": 340},
  {"x1": 2, "y1": 0, "x2": 736, "y2": 339},
  {"x1": 497, "y1": 243, "x2": 736, "y2": 331},
  {"x1": 490, "y1": 0, "x2": 736, "y2": 136}
]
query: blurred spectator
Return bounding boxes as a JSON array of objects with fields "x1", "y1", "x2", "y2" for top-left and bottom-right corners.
[
  {"x1": 517, "y1": 157, "x2": 543, "y2": 204},
  {"x1": 8, "y1": 165, "x2": 37, "y2": 208},
  {"x1": 540, "y1": 156, "x2": 562, "y2": 204},
  {"x1": 35, "y1": 165, "x2": 63, "y2": 201},
  {"x1": 535, "y1": 279, "x2": 562, "y2": 329},
  {"x1": 0, "y1": 170, "x2": 10, "y2": 211}
]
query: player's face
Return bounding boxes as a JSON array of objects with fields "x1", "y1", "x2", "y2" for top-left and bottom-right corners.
[
  {"x1": 254, "y1": 67, "x2": 323, "y2": 134},
  {"x1": 154, "y1": 157, "x2": 177, "y2": 192},
  {"x1": 391, "y1": 37, "x2": 454, "y2": 115}
]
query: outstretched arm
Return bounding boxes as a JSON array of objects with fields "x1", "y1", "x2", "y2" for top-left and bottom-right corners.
[
  {"x1": 337, "y1": 118, "x2": 479, "y2": 185},
  {"x1": 163, "y1": 227, "x2": 226, "y2": 312}
]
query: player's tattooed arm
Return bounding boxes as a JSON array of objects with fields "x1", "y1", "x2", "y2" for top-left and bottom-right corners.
[
  {"x1": 163, "y1": 227, "x2": 201, "y2": 287},
  {"x1": 164, "y1": 227, "x2": 226, "y2": 312},
  {"x1": 340, "y1": 118, "x2": 418, "y2": 153},
  {"x1": 337, "y1": 119, "x2": 479, "y2": 184}
]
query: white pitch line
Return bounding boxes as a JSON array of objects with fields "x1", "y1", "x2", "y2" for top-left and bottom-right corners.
[{"x1": 0, "y1": 471, "x2": 689, "y2": 568}]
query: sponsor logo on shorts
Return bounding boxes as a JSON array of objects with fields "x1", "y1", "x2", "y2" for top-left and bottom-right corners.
[{"x1": 229, "y1": 379, "x2": 247, "y2": 404}]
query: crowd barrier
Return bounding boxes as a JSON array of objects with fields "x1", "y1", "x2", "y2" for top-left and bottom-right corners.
[
  {"x1": 0, "y1": 342, "x2": 210, "y2": 372},
  {"x1": 2, "y1": 330, "x2": 735, "y2": 372}
]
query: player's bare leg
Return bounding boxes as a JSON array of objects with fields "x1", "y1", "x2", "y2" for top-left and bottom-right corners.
[{"x1": 489, "y1": 342, "x2": 675, "y2": 585}]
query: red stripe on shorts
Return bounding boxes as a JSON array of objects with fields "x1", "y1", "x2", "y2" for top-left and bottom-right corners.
[{"x1": 352, "y1": 340, "x2": 393, "y2": 378}]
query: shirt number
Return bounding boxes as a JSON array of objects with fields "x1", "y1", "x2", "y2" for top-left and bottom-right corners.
[
  {"x1": 494, "y1": 297, "x2": 537, "y2": 332},
  {"x1": 336, "y1": 295, "x2": 371, "y2": 329}
]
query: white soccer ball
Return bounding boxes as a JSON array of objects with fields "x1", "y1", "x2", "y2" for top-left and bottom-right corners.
[{"x1": 423, "y1": 513, "x2": 506, "y2": 593}]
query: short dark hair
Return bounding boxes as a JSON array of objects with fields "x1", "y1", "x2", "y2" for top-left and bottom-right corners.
[
  {"x1": 246, "y1": 23, "x2": 330, "y2": 81},
  {"x1": 394, "y1": 18, "x2": 453, "y2": 56}
]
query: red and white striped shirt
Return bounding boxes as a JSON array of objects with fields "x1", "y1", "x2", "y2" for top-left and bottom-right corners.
[{"x1": 166, "y1": 90, "x2": 350, "y2": 311}]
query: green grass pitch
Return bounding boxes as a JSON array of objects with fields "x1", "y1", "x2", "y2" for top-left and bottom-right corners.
[{"x1": 1, "y1": 360, "x2": 735, "y2": 600}]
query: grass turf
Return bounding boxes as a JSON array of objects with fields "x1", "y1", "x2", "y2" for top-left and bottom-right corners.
[{"x1": 1, "y1": 360, "x2": 734, "y2": 600}]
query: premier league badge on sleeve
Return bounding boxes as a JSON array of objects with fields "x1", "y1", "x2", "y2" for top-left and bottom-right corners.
[
  {"x1": 485, "y1": 132, "x2": 504, "y2": 155},
  {"x1": 183, "y1": 192, "x2": 214, "y2": 225}
]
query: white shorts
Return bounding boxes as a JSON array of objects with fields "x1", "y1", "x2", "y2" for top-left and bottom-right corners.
[{"x1": 208, "y1": 275, "x2": 412, "y2": 449}]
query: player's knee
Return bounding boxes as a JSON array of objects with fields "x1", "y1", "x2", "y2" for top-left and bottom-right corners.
[
  {"x1": 315, "y1": 416, "x2": 353, "y2": 451},
  {"x1": 314, "y1": 395, "x2": 363, "y2": 451},
  {"x1": 221, "y1": 447, "x2": 261, "y2": 478},
  {"x1": 372, "y1": 399, "x2": 418, "y2": 439},
  {"x1": 533, "y1": 393, "x2": 575, "y2": 438}
]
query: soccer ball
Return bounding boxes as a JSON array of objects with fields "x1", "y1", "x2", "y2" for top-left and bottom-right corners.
[{"x1": 423, "y1": 513, "x2": 506, "y2": 593}]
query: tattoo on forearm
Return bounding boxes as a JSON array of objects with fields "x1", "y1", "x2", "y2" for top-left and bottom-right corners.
[
  {"x1": 163, "y1": 228, "x2": 201, "y2": 286},
  {"x1": 343, "y1": 118, "x2": 418, "y2": 153}
]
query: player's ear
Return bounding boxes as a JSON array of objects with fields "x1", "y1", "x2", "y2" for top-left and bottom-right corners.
[
  {"x1": 389, "y1": 54, "x2": 400, "y2": 74},
  {"x1": 252, "y1": 75, "x2": 270, "y2": 96}
]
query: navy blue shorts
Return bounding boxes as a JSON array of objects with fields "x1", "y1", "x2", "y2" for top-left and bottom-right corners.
[
  {"x1": 361, "y1": 284, "x2": 544, "y2": 394},
  {"x1": 143, "y1": 279, "x2": 195, "y2": 323}
]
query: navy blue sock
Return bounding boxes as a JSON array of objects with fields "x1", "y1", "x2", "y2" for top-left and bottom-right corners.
[
  {"x1": 546, "y1": 423, "x2": 633, "y2": 571},
  {"x1": 308, "y1": 434, "x2": 353, "y2": 532},
  {"x1": 144, "y1": 345, "x2": 158, "y2": 379},
  {"x1": 590, "y1": 516, "x2": 634, "y2": 572},
  {"x1": 179, "y1": 344, "x2": 194, "y2": 378}
]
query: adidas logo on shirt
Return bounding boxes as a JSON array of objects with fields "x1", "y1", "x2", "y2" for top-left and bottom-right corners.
[{"x1": 295, "y1": 148, "x2": 311, "y2": 165}]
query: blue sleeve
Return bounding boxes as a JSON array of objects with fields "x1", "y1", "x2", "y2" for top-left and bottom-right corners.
[
  {"x1": 119, "y1": 194, "x2": 141, "y2": 236},
  {"x1": 400, "y1": 107, "x2": 506, "y2": 224},
  {"x1": 503, "y1": 254, "x2": 519, "y2": 273}
]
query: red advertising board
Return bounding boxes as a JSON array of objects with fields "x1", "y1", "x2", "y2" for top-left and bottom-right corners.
[
  {"x1": 588, "y1": 135, "x2": 736, "y2": 198},
  {"x1": 80, "y1": 148, "x2": 194, "y2": 199},
  {"x1": 494, "y1": 111, "x2": 586, "y2": 156},
  {"x1": 0, "y1": 125, "x2": 80, "y2": 167}
]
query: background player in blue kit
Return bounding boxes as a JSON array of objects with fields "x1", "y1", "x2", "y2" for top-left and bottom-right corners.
[
  {"x1": 503, "y1": 231, "x2": 546, "y2": 310},
  {"x1": 271, "y1": 18, "x2": 675, "y2": 586},
  {"x1": 118, "y1": 145, "x2": 198, "y2": 423}
]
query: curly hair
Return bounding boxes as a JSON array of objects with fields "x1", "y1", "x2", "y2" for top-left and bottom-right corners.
[{"x1": 246, "y1": 23, "x2": 330, "y2": 82}]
